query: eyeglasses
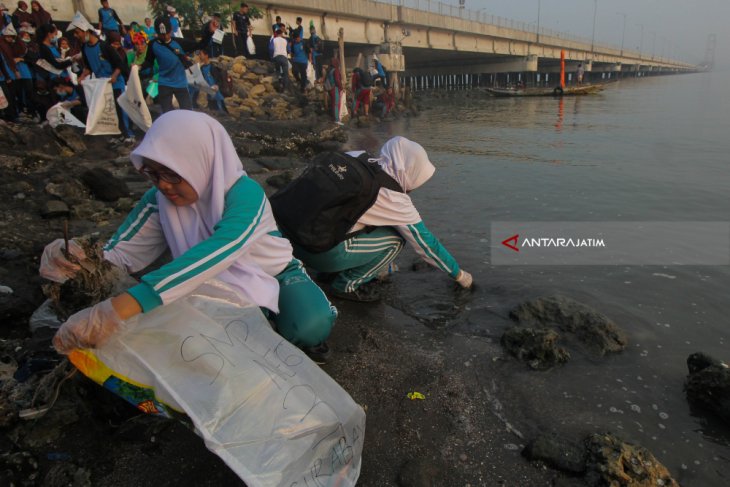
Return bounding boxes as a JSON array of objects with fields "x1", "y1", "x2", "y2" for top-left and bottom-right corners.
[{"x1": 140, "y1": 167, "x2": 183, "y2": 184}]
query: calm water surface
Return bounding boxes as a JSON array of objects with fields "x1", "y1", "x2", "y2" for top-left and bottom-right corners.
[{"x1": 356, "y1": 71, "x2": 730, "y2": 486}]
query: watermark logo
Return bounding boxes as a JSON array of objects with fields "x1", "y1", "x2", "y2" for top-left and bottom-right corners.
[
  {"x1": 491, "y1": 222, "x2": 730, "y2": 266},
  {"x1": 502, "y1": 234, "x2": 520, "y2": 252}
]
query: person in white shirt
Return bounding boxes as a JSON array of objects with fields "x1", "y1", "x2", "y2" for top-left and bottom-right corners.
[{"x1": 270, "y1": 28, "x2": 290, "y2": 90}]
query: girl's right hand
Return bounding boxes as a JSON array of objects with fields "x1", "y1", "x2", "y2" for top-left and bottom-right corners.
[{"x1": 39, "y1": 239, "x2": 87, "y2": 283}]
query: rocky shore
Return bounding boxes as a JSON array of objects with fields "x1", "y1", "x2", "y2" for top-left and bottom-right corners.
[{"x1": 0, "y1": 71, "x2": 721, "y2": 486}]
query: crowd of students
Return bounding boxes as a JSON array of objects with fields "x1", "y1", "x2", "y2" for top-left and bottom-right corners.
[{"x1": 0, "y1": 1, "x2": 234, "y2": 142}]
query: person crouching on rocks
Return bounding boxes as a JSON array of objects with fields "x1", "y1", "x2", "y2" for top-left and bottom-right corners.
[
  {"x1": 39, "y1": 110, "x2": 337, "y2": 363},
  {"x1": 287, "y1": 136, "x2": 474, "y2": 302}
]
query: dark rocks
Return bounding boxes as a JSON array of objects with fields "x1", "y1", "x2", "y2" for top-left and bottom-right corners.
[
  {"x1": 250, "y1": 64, "x2": 272, "y2": 75},
  {"x1": 510, "y1": 295, "x2": 628, "y2": 356},
  {"x1": 45, "y1": 179, "x2": 89, "y2": 205},
  {"x1": 583, "y1": 433, "x2": 679, "y2": 487},
  {"x1": 41, "y1": 201, "x2": 69, "y2": 219},
  {"x1": 523, "y1": 433, "x2": 679, "y2": 487},
  {"x1": 522, "y1": 434, "x2": 586, "y2": 474},
  {"x1": 80, "y1": 168, "x2": 130, "y2": 202},
  {"x1": 685, "y1": 352, "x2": 730, "y2": 424},
  {"x1": 265, "y1": 172, "x2": 293, "y2": 189},
  {"x1": 501, "y1": 328, "x2": 570, "y2": 370},
  {"x1": 254, "y1": 156, "x2": 302, "y2": 171},
  {"x1": 43, "y1": 463, "x2": 91, "y2": 487},
  {"x1": 51, "y1": 125, "x2": 87, "y2": 154}
]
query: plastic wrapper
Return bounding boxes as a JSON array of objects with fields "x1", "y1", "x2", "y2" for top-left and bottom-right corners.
[{"x1": 68, "y1": 279, "x2": 365, "y2": 487}]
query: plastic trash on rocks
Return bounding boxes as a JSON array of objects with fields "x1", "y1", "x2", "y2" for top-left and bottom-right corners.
[{"x1": 68, "y1": 279, "x2": 365, "y2": 487}]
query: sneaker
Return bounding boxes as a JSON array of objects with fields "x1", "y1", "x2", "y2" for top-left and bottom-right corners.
[
  {"x1": 335, "y1": 121, "x2": 344, "y2": 126},
  {"x1": 122, "y1": 136, "x2": 136, "y2": 144},
  {"x1": 329, "y1": 282, "x2": 381, "y2": 303},
  {"x1": 303, "y1": 342, "x2": 332, "y2": 364}
]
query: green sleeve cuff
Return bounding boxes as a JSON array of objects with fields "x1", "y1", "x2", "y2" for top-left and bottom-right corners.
[
  {"x1": 450, "y1": 266, "x2": 461, "y2": 279},
  {"x1": 127, "y1": 282, "x2": 163, "y2": 313}
]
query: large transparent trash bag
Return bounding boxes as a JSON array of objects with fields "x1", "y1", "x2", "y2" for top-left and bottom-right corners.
[{"x1": 69, "y1": 279, "x2": 365, "y2": 487}]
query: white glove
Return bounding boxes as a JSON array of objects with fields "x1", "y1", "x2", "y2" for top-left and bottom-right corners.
[
  {"x1": 455, "y1": 269, "x2": 473, "y2": 289},
  {"x1": 53, "y1": 299, "x2": 123, "y2": 354},
  {"x1": 39, "y1": 239, "x2": 87, "y2": 283}
]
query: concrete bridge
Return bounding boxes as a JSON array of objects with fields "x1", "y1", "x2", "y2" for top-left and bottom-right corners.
[
  {"x1": 46, "y1": 0, "x2": 695, "y2": 83},
  {"x1": 253, "y1": 0, "x2": 694, "y2": 77}
]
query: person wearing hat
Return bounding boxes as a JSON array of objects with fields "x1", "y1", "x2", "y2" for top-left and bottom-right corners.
[
  {"x1": 0, "y1": 22, "x2": 19, "y2": 120},
  {"x1": 11, "y1": 1, "x2": 32, "y2": 29},
  {"x1": 141, "y1": 16, "x2": 207, "y2": 113},
  {"x1": 69, "y1": 12, "x2": 135, "y2": 142},
  {"x1": 166, "y1": 6, "x2": 183, "y2": 39},
  {"x1": 10, "y1": 22, "x2": 40, "y2": 121},
  {"x1": 97, "y1": 0, "x2": 124, "y2": 38}
]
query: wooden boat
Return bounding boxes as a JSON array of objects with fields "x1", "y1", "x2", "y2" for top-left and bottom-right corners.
[{"x1": 486, "y1": 85, "x2": 604, "y2": 97}]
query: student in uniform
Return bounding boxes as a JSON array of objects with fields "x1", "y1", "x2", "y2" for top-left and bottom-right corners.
[
  {"x1": 141, "y1": 16, "x2": 208, "y2": 112},
  {"x1": 40, "y1": 111, "x2": 336, "y2": 361},
  {"x1": 97, "y1": 0, "x2": 124, "y2": 37},
  {"x1": 68, "y1": 13, "x2": 134, "y2": 142},
  {"x1": 292, "y1": 136, "x2": 474, "y2": 301}
]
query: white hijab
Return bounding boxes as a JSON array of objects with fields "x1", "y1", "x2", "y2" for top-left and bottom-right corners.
[
  {"x1": 130, "y1": 110, "x2": 246, "y2": 259},
  {"x1": 356, "y1": 136, "x2": 435, "y2": 227}
]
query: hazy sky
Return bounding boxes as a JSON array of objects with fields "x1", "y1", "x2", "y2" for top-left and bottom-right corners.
[{"x1": 436, "y1": 0, "x2": 727, "y2": 67}]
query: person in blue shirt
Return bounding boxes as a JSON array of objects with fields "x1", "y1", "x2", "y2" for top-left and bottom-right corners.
[
  {"x1": 69, "y1": 14, "x2": 134, "y2": 142},
  {"x1": 290, "y1": 32, "x2": 308, "y2": 92},
  {"x1": 142, "y1": 16, "x2": 207, "y2": 113},
  {"x1": 35, "y1": 23, "x2": 72, "y2": 81},
  {"x1": 13, "y1": 25, "x2": 41, "y2": 121},
  {"x1": 308, "y1": 25, "x2": 323, "y2": 82},
  {"x1": 167, "y1": 6, "x2": 182, "y2": 38},
  {"x1": 52, "y1": 78, "x2": 87, "y2": 121},
  {"x1": 97, "y1": 0, "x2": 125, "y2": 37},
  {"x1": 142, "y1": 17, "x2": 155, "y2": 40},
  {"x1": 189, "y1": 49, "x2": 226, "y2": 113}
]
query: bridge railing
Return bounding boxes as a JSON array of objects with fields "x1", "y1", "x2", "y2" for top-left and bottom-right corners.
[{"x1": 377, "y1": 0, "x2": 620, "y2": 51}]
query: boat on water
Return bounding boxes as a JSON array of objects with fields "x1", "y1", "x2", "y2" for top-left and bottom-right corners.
[{"x1": 486, "y1": 85, "x2": 605, "y2": 97}]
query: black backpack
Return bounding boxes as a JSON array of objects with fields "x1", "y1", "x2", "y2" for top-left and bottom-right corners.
[{"x1": 270, "y1": 152, "x2": 403, "y2": 253}]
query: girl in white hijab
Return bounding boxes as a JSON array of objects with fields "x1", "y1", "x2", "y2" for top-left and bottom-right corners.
[
  {"x1": 41, "y1": 111, "x2": 336, "y2": 359},
  {"x1": 294, "y1": 136, "x2": 473, "y2": 302}
]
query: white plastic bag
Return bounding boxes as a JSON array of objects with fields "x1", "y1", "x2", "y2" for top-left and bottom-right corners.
[
  {"x1": 117, "y1": 65, "x2": 152, "y2": 131},
  {"x1": 81, "y1": 78, "x2": 120, "y2": 135},
  {"x1": 246, "y1": 34, "x2": 256, "y2": 55},
  {"x1": 212, "y1": 29, "x2": 224, "y2": 44},
  {"x1": 69, "y1": 280, "x2": 365, "y2": 487},
  {"x1": 0, "y1": 87, "x2": 8, "y2": 109},
  {"x1": 186, "y1": 63, "x2": 217, "y2": 95},
  {"x1": 46, "y1": 102, "x2": 86, "y2": 128},
  {"x1": 306, "y1": 61, "x2": 316, "y2": 86}
]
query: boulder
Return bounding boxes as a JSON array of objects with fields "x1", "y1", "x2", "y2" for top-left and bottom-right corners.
[
  {"x1": 250, "y1": 64, "x2": 272, "y2": 75},
  {"x1": 80, "y1": 167, "x2": 130, "y2": 202},
  {"x1": 41, "y1": 200, "x2": 69, "y2": 219},
  {"x1": 685, "y1": 352, "x2": 730, "y2": 424},
  {"x1": 510, "y1": 295, "x2": 628, "y2": 356},
  {"x1": 249, "y1": 84, "x2": 266, "y2": 97},
  {"x1": 52, "y1": 125, "x2": 87, "y2": 153},
  {"x1": 45, "y1": 180, "x2": 89, "y2": 204},
  {"x1": 583, "y1": 433, "x2": 679, "y2": 487},
  {"x1": 501, "y1": 327, "x2": 570, "y2": 370},
  {"x1": 231, "y1": 63, "x2": 246, "y2": 75}
]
